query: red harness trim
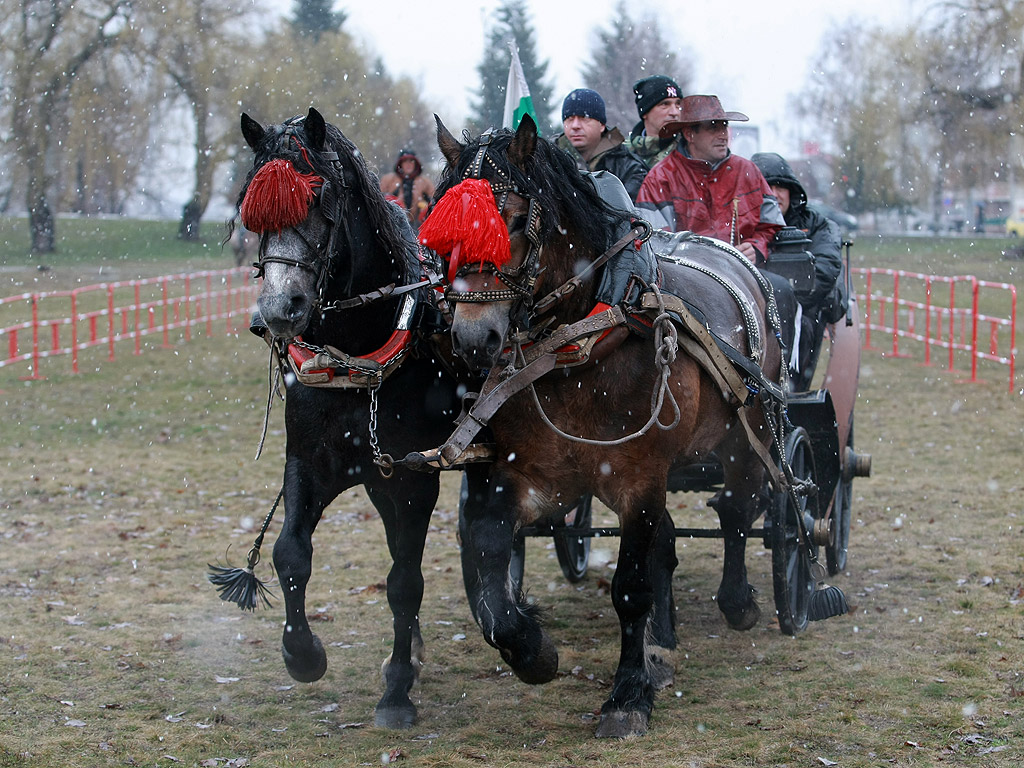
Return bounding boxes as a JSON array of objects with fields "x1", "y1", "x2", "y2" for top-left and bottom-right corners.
[{"x1": 287, "y1": 329, "x2": 413, "y2": 384}]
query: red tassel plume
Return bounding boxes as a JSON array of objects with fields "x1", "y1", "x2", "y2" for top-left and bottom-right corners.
[
  {"x1": 240, "y1": 159, "x2": 323, "y2": 233},
  {"x1": 418, "y1": 178, "x2": 511, "y2": 283}
]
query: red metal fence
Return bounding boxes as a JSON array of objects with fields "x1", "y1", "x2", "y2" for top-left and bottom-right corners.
[
  {"x1": 853, "y1": 267, "x2": 1018, "y2": 392},
  {"x1": 0, "y1": 267, "x2": 257, "y2": 379},
  {"x1": 1, "y1": 266, "x2": 1018, "y2": 392}
]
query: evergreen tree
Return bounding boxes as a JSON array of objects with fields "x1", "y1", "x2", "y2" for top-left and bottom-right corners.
[
  {"x1": 471, "y1": 0, "x2": 555, "y2": 135},
  {"x1": 291, "y1": 0, "x2": 347, "y2": 42},
  {"x1": 581, "y1": 1, "x2": 693, "y2": 135}
]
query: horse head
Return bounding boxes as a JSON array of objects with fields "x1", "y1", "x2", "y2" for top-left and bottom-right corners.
[
  {"x1": 238, "y1": 108, "x2": 410, "y2": 343},
  {"x1": 426, "y1": 115, "x2": 622, "y2": 370}
]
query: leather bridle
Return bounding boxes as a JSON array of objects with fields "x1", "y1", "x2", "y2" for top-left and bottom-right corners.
[
  {"x1": 251, "y1": 120, "x2": 351, "y2": 312},
  {"x1": 442, "y1": 132, "x2": 543, "y2": 319}
]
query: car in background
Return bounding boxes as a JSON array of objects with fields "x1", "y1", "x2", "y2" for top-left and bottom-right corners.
[
  {"x1": 807, "y1": 200, "x2": 858, "y2": 234},
  {"x1": 1006, "y1": 215, "x2": 1024, "y2": 237}
]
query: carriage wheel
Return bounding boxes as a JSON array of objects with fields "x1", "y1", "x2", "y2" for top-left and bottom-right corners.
[
  {"x1": 826, "y1": 418, "x2": 854, "y2": 575},
  {"x1": 771, "y1": 426, "x2": 817, "y2": 636},
  {"x1": 553, "y1": 495, "x2": 593, "y2": 583}
]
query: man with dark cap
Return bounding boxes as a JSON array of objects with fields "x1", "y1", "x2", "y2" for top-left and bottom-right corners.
[
  {"x1": 625, "y1": 75, "x2": 683, "y2": 169},
  {"x1": 554, "y1": 88, "x2": 648, "y2": 201},
  {"x1": 752, "y1": 151, "x2": 848, "y2": 386},
  {"x1": 379, "y1": 149, "x2": 435, "y2": 231}
]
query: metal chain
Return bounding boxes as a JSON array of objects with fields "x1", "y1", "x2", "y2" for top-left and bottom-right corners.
[
  {"x1": 368, "y1": 382, "x2": 394, "y2": 477},
  {"x1": 291, "y1": 338, "x2": 389, "y2": 378}
]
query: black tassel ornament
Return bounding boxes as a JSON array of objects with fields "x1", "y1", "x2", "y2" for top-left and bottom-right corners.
[
  {"x1": 207, "y1": 487, "x2": 283, "y2": 611},
  {"x1": 808, "y1": 583, "x2": 849, "y2": 622}
]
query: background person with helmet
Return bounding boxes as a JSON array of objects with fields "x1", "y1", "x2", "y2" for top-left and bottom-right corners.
[
  {"x1": 379, "y1": 149, "x2": 435, "y2": 231},
  {"x1": 554, "y1": 88, "x2": 648, "y2": 201},
  {"x1": 752, "y1": 151, "x2": 849, "y2": 388}
]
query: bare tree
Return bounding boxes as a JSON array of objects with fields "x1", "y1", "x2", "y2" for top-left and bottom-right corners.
[
  {"x1": 580, "y1": 1, "x2": 694, "y2": 135},
  {"x1": 233, "y1": 22, "x2": 435, "y2": 177},
  {"x1": 1, "y1": 0, "x2": 130, "y2": 253},
  {"x1": 138, "y1": 0, "x2": 263, "y2": 241}
]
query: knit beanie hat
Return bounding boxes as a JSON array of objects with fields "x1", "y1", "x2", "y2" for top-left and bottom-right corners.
[
  {"x1": 633, "y1": 75, "x2": 682, "y2": 118},
  {"x1": 562, "y1": 88, "x2": 607, "y2": 124}
]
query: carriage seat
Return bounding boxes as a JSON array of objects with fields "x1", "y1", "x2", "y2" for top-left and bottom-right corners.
[{"x1": 584, "y1": 170, "x2": 658, "y2": 308}]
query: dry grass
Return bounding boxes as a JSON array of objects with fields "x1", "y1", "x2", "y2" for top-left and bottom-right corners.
[{"x1": 2, "y1": 284, "x2": 1023, "y2": 766}]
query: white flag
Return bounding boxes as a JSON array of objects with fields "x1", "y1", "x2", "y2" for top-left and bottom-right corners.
[{"x1": 502, "y1": 40, "x2": 538, "y2": 130}]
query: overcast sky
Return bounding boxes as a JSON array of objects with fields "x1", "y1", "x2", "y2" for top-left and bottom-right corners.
[{"x1": 267, "y1": 0, "x2": 916, "y2": 156}]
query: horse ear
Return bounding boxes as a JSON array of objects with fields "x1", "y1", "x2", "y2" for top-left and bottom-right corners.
[
  {"x1": 305, "y1": 107, "x2": 327, "y2": 151},
  {"x1": 435, "y1": 115, "x2": 464, "y2": 167},
  {"x1": 508, "y1": 114, "x2": 538, "y2": 168},
  {"x1": 241, "y1": 113, "x2": 266, "y2": 151}
]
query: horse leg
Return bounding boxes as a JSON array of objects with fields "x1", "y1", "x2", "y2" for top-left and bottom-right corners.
[
  {"x1": 459, "y1": 469, "x2": 558, "y2": 685},
  {"x1": 596, "y1": 497, "x2": 666, "y2": 739},
  {"x1": 365, "y1": 474, "x2": 437, "y2": 729},
  {"x1": 646, "y1": 508, "x2": 678, "y2": 690},
  {"x1": 273, "y1": 461, "x2": 330, "y2": 683},
  {"x1": 713, "y1": 448, "x2": 766, "y2": 631}
]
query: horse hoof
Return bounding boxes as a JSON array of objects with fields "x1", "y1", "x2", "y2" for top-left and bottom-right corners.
[
  {"x1": 282, "y1": 634, "x2": 328, "y2": 683},
  {"x1": 722, "y1": 598, "x2": 761, "y2": 631},
  {"x1": 595, "y1": 710, "x2": 649, "y2": 739},
  {"x1": 513, "y1": 631, "x2": 559, "y2": 685},
  {"x1": 648, "y1": 649, "x2": 675, "y2": 691},
  {"x1": 381, "y1": 652, "x2": 424, "y2": 685},
  {"x1": 374, "y1": 702, "x2": 416, "y2": 729}
]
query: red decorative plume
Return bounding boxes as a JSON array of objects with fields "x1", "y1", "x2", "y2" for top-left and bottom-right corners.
[
  {"x1": 418, "y1": 178, "x2": 511, "y2": 283},
  {"x1": 240, "y1": 159, "x2": 323, "y2": 233}
]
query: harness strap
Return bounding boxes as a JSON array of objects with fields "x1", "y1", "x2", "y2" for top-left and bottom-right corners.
[
  {"x1": 639, "y1": 291, "x2": 787, "y2": 488},
  {"x1": 396, "y1": 351, "x2": 558, "y2": 470},
  {"x1": 512, "y1": 305, "x2": 627, "y2": 366},
  {"x1": 532, "y1": 222, "x2": 650, "y2": 317}
]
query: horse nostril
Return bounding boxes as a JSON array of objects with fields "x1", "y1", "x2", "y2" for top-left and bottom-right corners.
[
  {"x1": 286, "y1": 295, "x2": 308, "y2": 321},
  {"x1": 483, "y1": 329, "x2": 503, "y2": 361}
]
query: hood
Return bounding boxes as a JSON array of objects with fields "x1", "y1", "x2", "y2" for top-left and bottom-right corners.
[
  {"x1": 394, "y1": 149, "x2": 422, "y2": 177},
  {"x1": 751, "y1": 152, "x2": 807, "y2": 207}
]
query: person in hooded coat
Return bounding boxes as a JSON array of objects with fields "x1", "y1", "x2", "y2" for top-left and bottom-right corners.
[
  {"x1": 752, "y1": 151, "x2": 849, "y2": 387},
  {"x1": 379, "y1": 149, "x2": 435, "y2": 231}
]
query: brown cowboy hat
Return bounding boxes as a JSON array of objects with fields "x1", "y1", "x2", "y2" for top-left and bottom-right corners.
[{"x1": 659, "y1": 94, "x2": 749, "y2": 138}]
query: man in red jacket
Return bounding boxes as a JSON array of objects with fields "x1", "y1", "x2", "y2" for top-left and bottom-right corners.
[
  {"x1": 637, "y1": 95, "x2": 797, "y2": 369},
  {"x1": 636, "y1": 95, "x2": 784, "y2": 264}
]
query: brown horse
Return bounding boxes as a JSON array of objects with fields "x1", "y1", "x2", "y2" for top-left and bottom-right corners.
[{"x1": 424, "y1": 116, "x2": 786, "y2": 738}]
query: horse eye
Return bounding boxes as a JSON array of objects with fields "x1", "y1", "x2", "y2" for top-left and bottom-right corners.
[{"x1": 506, "y1": 215, "x2": 527, "y2": 234}]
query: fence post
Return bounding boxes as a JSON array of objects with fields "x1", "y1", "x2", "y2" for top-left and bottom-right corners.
[
  {"x1": 162, "y1": 278, "x2": 171, "y2": 349},
  {"x1": 184, "y1": 275, "x2": 192, "y2": 342},
  {"x1": 107, "y1": 286, "x2": 116, "y2": 361},
  {"x1": 923, "y1": 277, "x2": 933, "y2": 366},
  {"x1": 134, "y1": 283, "x2": 142, "y2": 356},
  {"x1": 891, "y1": 272, "x2": 901, "y2": 357},
  {"x1": 28, "y1": 294, "x2": 42, "y2": 380},
  {"x1": 71, "y1": 291, "x2": 80, "y2": 374}
]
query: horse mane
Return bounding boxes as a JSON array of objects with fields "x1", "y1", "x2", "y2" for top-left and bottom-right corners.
[
  {"x1": 435, "y1": 127, "x2": 630, "y2": 258},
  {"x1": 235, "y1": 115, "x2": 418, "y2": 282}
]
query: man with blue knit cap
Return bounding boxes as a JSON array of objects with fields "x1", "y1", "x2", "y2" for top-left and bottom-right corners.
[{"x1": 554, "y1": 88, "x2": 648, "y2": 201}]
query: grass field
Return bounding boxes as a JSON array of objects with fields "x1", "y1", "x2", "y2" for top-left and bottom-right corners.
[{"x1": 1, "y1": 220, "x2": 1022, "y2": 766}]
